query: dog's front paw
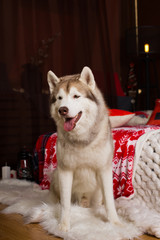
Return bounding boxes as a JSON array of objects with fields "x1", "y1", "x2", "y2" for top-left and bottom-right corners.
[
  {"x1": 109, "y1": 216, "x2": 123, "y2": 227},
  {"x1": 58, "y1": 221, "x2": 70, "y2": 232},
  {"x1": 112, "y1": 219, "x2": 124, "y2": 227}
]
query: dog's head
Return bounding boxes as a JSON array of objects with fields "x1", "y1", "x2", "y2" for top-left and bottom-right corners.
[{"x1": 47, "y1": 67, "x2": 103, "y2": 134}]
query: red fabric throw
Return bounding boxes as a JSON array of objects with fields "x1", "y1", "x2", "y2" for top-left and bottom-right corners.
[
  {"x1": 40, "y1": 133, "x2": 57, "y2": 190},
  {"x1": 112, "y1": 126, "x2": 159, "y2": 198},
  {"x1": 39, "y1": 126, "x2": 160, "y2": 199}
]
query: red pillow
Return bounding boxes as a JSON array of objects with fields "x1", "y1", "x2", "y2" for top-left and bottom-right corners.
[
  {"x1": 109, "y1": 109, "x2": 135, "y2": 128},
  {"x1": 147, "y1": 99, "x2": 160, "y2": 125}
]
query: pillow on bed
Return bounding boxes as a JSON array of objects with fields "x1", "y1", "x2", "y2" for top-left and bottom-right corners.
[
  {"x1": 109, "y1": 109, "x2": 135, "y2": 128},
  {"x1": 147, "y1": 99, "x2": 160, "y2": 125}
]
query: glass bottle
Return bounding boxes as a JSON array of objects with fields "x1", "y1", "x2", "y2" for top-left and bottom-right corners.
[{"x1": 17, "y1": 146, "x2": 34, "y2": 181}]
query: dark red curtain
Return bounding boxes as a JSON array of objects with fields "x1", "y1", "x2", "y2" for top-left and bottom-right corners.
[
  {"x1": 0, "y1": 0, "x2": 120, "y2": 171},
  {"x1": 0, "y1": 0, "x2": 120, "y2": 103}
]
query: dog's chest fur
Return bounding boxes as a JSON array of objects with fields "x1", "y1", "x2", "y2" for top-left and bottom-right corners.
[{"x1": 56, "y1": 130, "x2": 112, "y2": 171}]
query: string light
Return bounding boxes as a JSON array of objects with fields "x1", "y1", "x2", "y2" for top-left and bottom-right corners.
[{"x1": 144, "y1": 43, "x2": 149, "y2": 53}]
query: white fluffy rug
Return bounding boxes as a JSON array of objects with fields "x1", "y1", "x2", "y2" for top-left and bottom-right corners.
[{"x1": 0, "y1": 179, "x2": 160, "y2": 240}]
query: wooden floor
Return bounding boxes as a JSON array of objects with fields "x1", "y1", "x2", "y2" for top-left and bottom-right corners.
[{"x1": 0, "y1": 204, "x2": 158, "y2": 240}]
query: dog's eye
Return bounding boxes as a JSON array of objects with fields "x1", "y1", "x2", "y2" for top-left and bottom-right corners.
[
  {"x1": 73, "y1": 95, "x2": 80, "y2": 99},
  {"x1": 58, "y1": 96, "x2": 62, "y2": 100}
]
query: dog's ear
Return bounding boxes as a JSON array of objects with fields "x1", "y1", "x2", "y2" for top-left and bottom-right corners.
[
  {"x1": 47, "y1": 71, "x2": 60, "y2": 94},
  {"x1": 80, "y1": 66, "x2": 95, "y2": 90}
]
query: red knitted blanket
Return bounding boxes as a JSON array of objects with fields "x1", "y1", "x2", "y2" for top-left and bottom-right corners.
[{"x1": 37, "y1": 126, "x2": 159, "y2": 199}]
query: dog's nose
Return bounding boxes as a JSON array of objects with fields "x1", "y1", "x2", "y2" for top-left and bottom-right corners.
[{"x1": 59, "y1": 106, "x2": 69, "y2": 116}]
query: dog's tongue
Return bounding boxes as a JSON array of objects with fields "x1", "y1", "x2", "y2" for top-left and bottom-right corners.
[
  {"x1": 64, "y1": 112, "x2": 82, "y2": 132},
  {"x1": 64, "y1": 118, "x2": 76, "y2": 131}
]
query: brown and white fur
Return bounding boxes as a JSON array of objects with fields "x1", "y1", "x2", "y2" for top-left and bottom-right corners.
[{"x1": 47, "y1": 66, "x2": 121, "y2": 232}]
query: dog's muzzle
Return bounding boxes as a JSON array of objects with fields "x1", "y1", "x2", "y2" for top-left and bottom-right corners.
[{"x1": 59, "y1": 107, "x2": 82, "y2": 131}]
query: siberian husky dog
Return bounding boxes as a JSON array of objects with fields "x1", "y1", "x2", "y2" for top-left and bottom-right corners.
[{"x1": 47, "y1": 66, "x2": 120, "y2": 231}]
